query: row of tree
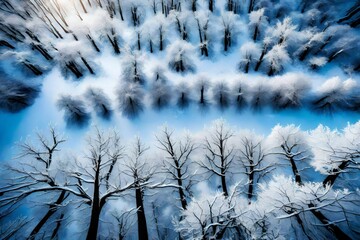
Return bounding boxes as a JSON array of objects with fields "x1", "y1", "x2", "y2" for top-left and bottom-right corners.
[
  {"x1": 0, "y1": 0, "x2": 358, "y2": 80},
  {"x1": 56, "y1": 74, "x2": 359, "y2": 124},
  {"x1": 1, "y1": 119, "x2": 359, "y2": 239}
]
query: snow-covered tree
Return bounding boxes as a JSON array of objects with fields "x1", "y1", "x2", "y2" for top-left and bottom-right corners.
[
  {"x1": 309, "y1": 121, "x2": 360, "y2": 189},
  {"x1": 249, "y1": 81, "x2": 270, "y2": 110},
  {"x1": 117, "y1": 82, "x2": 144, "y2": 118},
  {"x1": 121, "y1": 51, "x2": 146, "y2": 84},
  {"x1": 267, "y1": 17, "x2": 297, "y2": 45},
  {"x1": 267, "y1": 124, "x2": 312, "y2": 184},
  {"x1": 297, "y1": 30, "x2": 325, "y2": 61},
  {"x1": 232, "y1": 80, "x2": 249, "y2": 109},
  {"x1": 140, "y1": 12, "x2": 169, "y2": 51},
  {"x1": 85, "y1": 88, "x2": 112, "y2": 119},
  {"x1": 194, "y1": 10, "x2": 211, "y2": 56},
  {"x1": 169, "y1": 9, "x2": 191, "y2": 41},
  {"x1": 212, "y1": 81, "x2": 230, "y2": 109},
  {"x1": 57, "y1": 95, "x2": 90, "y2": 126},
  {"x1": 248, "y1": 8, "x2": 267, "y2": 41},
  {"x1": 149, "y1": 67, "x2": 172, "y2": 109},
  {"x1": 175, "y1": 81, "x2": 191, "y2": 108},
  {"x1": 220, "y1": 11, "x2": 238, "y2": 52},
  {"x1": 270, "y1": 74, "x2": 310, "y2": 109},
  {"x1": 194, "y1": 76, "x2": 211, "y2": 106},
  {"x1": 311, "y1": 77, "x2": 357, "y2": 113},
  {"x1": 175, "y1": 186, "x2": 248, "y2": 239},
  {"x1": 239, "y1": 42, "x2": 261, "y2": 73},
  {"x1": 264, "y1": 44, "x2": 290, "y2": 76},
  {"x1": 167, "y1": 40, "x2": 196, "y2": 73},
  {"x1": 0, "y1": 77, "x2": 39, "y2": 112},
  {"x1": 123, "y1": 137, "x2": 156, "y2": 240},
  {"x1": 251, "y1": 175, "x2": 356, "y2": 239}
]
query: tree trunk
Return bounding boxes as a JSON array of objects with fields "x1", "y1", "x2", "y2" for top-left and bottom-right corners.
[
  {"x1": 0, "y1": 40, "x2": 15, "y2": 49},
  {"x1": 322, "y1": 160, "x2": 349, "y2": 187},
  {"x1": 299, "y1": 45, "x2": 310, "y2": 61},
  {"x1": 248, "y1": 0, "x2": 255, "y2": 13},
  {"x1": 175, "y1": 161, "x2": 187, "y2": 209},
  {"x1": 29, "y1": 190, "x2": 66, "y2": 239},
  {"x1": 86, "y1": 158, "x2": 101, "y2": 240},
  {"x1": 224, "y1": 29, "x2": 229, "y2": 52},
  {"x1": 248, "y1": 162, "x2": 254, "y2": 204},
  {"x1": 117, "y1": 0, "x2": 124, "y2": 21},
  {"x1": 209, "y1": 0, "x2": 214, "y2": 12},
  {"x1": 254, "y1": 45, "x2": 267, "y2": 71},
  {"x1": 79, "y1": 0, "x2": 87, "y2": 13},
  {"x1": 288, "y1": 155, "x2": 302, "y2": 185},
  {"x1": 244, "y1": 60, "x2": 250, "y2": 73},
  {"x1": 137, "y1": 32, "x2": 141, "y2": 50},
  {"x1": 31, "y1": 43, "x2": 53, "y2": 61},
  {"x1": 159, "y1": 29, "x2": 163, "y2": 51},
  {"x1": 200, "y1": 86, "x2": 205, "y2": 104},
  {"x1": 253, "y1": 24, "x2": 259, "y2": 41},
  {"x1": 135, "y1": 180, "x2": 149, "y2": 240},
  {"x1": 23, "y1": 61, "x2": 43, "y2": 76},
  {"x1": 87, "y1": 34, "x2": 100, "y2": 52},
  {"x1": 80, "y1": 56, "x2": 95, "y2": 75},
  {"x1": 149, "y1": 40, "x2": 153, "y2": 53},
  {"x1": 192, "y1": 0, "x2": 197, "y2": 12},
  {"x1": 66, "y1": 61, "x2": 83, "y2": 78},
  {"x1": 308, "y1": 203, "x2": 351, "y2": 240},
  {"x1": 50, "y1": 212, "x2": 64, "y2": 239},
  {"x1": 221, "y1": 168, "x2": 228, "y2": 197}
]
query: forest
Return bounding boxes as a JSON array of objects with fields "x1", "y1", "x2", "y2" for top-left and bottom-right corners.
[{"x1": 0, "y1": 0, "x2": 359, "y2": 239}]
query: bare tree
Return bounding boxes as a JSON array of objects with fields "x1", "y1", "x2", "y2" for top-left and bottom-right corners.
[
  {"x1": 198, "y1": 120, "x2": 235, "y2": 197},
  {"x1": 123, "y1": 137, "x2": 156, "y2": 240},
  {"x1": 0, "y1": 127, "x2": 67, "y2": 239},
  {"x1": 111, "y1": 208, "x2": 137, "y2": 240},
  {"x1": 237, "y1": 131, "x2": 272, "y2": 204},
  {"x1": 66, "y1": 128, "x2": 132, "y2": 240},
  {"x1": 156, "y1": 127, "x2": 196, "y2": 210}
]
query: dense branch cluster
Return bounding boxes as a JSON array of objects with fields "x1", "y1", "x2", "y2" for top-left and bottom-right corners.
[
  {"x1": 0, "y1": 0, "x2": 359, "y2": 113},
  {"x1": 1, "y1": 119, "x2": 359, "y2": 239}
]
